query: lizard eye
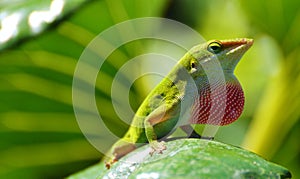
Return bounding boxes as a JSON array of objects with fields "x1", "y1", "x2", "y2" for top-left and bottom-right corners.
[{"x1": 207, "y1": 41, "x2": 222, "y2": 54}]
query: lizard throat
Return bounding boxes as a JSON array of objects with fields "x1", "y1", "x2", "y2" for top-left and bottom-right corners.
[{"x1": 189, "y1": 81, "x2": 244, "y2": 126}]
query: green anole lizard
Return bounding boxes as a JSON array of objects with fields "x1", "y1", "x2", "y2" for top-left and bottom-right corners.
[{"x1": 105, "y1": 38, "x2": 253, "y2": 169}]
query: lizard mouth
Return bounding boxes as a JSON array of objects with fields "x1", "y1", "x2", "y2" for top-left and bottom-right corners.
[{"x1": 222, "y1": 38, "x2": 254, "y2": 56}]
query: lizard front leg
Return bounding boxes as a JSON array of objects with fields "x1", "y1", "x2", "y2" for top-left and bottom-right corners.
[
  {"x1": 144, "y1": 106, "x2": 169, "y2": 156},
  {"x1": 144, "y1": 119, "x2": 166, "y2": 156}
]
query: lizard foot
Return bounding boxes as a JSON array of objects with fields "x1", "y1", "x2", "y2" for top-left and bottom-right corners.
[
  {"x1": 149, "y1": 141, "x2": 166, "y2": 156},
  {"x1": 105, "y1": 158, "x2": 117, "y2": 169}
]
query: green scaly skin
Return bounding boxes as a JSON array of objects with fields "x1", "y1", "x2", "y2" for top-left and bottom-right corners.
[{"x1": 105, "y1": 38, "x2": 253, "y2": 169}]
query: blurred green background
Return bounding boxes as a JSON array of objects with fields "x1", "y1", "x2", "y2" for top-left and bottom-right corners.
[{"x1": 0, "y1": 0, "x2": 299, "y2": 178}]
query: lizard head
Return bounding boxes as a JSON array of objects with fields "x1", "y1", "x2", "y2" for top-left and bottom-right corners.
[
  {"x1": 186, "y1": 38, "x2": 253, "y2": 77},
  {"x1": 206, "y1": 38, "x2": 253, "y2": 73},
  {"x1": 179, "y1": 38, "x2": 253, "y2": 126}
]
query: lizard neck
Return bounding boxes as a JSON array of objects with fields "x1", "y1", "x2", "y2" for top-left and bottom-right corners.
[{"x1": 190, "y1": 78, "x2": 244, "y2": 126}]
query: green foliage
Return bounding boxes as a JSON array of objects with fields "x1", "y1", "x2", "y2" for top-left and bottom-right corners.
[
  {"x1": 0, "y1": 0, "x2": 90, "y2": 50},
  {"x1": 237, "y1": 0, "x2": 300, "y2": 177},
  {"x1": 70, "y1": 139, "x2": 291, "y2": 179}
]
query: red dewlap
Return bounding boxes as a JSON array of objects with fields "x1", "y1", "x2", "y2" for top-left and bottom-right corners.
[{"x1": 190, "y1": 82, "x2": 244, "y2": 126}]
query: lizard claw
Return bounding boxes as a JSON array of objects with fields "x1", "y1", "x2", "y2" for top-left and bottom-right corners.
[{"x1": 149, "y1": 141, "x2": 166, "y2": 156}]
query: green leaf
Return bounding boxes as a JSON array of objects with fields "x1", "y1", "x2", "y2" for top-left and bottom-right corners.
[
  {"x1": 69, "y1": 139, "x2": 291, "y2": 178},
  {"x1": 0, "y1": 0, "x2": 90, "y2": 51},
  {"x1": 239, "y1": 0, "x2": 300, "y2": 55}
]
